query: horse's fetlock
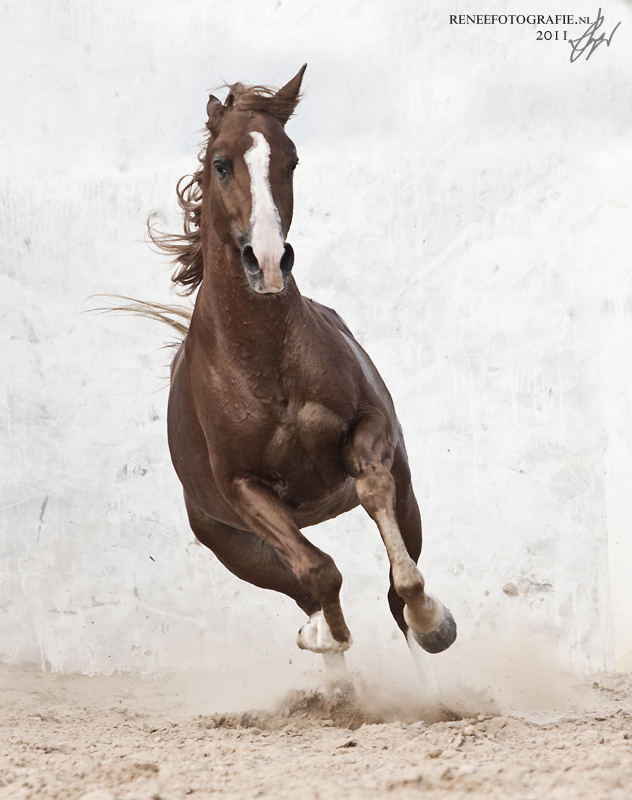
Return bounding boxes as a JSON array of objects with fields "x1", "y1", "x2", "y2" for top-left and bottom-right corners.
[
  {"x1": 395, "y1": 578, "x2": 424, "y2": 603},
  {"x1": 298, "y1": 554, "x2": 342, "y2": 602},
  {"x1": 394, "y1": 562, "x2": 425, "y2": 603},
  {"x1": 404, "y1": 593, "x2": 445, "y2": 636}
]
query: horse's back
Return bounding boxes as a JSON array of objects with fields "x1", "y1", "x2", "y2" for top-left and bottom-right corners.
[{"x1": 306, "y1": 298, "x2": 354, "y2": 337}]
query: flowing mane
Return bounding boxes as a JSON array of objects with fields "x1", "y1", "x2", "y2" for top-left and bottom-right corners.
[{"x1": 148, "y1": 81, "x2": 303, "y2": 296}]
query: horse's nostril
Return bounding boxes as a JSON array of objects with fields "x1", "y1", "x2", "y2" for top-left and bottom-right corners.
[
  {"x1": 280, "y1": 243, "x2": 294, "y2": 276},
  {"x1": 241, "y1": 244, "x2": 260, "y2": 276}
]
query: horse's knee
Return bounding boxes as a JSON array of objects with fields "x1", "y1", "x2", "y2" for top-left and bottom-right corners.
[
  {"x1": 296, "y1": 551, "x2": 342, "y2": 604},
  {"x1": 355, "y1": 464, "x2": 396, "y2": 516}
]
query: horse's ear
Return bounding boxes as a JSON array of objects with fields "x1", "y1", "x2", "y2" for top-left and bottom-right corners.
[
  {"x1": 273, "y1": 64, "x2": 307, "y2": 125},
  {"x1": 206, "y1": 94, "x2": 223, "y2": 135},
  {"x1": 224, "y1": 83, "x2": 244, "y2": 109}
]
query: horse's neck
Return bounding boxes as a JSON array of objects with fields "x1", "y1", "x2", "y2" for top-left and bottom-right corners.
[{"x1": 192, "y1": 239, "x2": 304, "y2": 362}]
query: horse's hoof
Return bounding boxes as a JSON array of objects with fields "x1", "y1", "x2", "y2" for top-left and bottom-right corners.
[
  {"x1": 411, "y1": 606, "x2": 457, "y2": 654},
  {"x1": 297, "y1": 610, "x2": 352, "y2": 654}
]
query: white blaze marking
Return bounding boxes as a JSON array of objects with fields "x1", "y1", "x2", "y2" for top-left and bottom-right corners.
[{"x1": 244, "y1": 131, "x2": 286, "y2": 293}]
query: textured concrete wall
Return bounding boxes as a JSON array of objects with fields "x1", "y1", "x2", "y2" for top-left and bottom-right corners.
[{"x1": 1, "y1": 0, "x2": 631, "y2": 677}]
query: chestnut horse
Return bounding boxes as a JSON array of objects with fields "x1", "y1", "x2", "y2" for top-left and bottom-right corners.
[{"x1": 159, "y1": 65, "x2": 456, "y2": 662}]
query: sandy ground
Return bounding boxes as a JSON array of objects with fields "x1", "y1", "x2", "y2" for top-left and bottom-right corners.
[{"x1": 1, "y1": 663, "x2": 632, "y2": 800}]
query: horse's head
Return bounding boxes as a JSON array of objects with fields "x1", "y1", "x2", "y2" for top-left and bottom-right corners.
[{"x1": 204, "y1": 66, "x2": 306, "y2": 295}]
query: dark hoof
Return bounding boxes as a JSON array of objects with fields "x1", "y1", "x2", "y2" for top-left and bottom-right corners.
[{"x1": 412, "y1": 607, "x2": 457, "y2": 654}]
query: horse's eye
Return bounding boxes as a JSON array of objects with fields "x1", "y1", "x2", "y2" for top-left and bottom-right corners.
[
  {"x1": 290, "y1": 160, "x2": 299, "y2": 172},
  {"x1": 213, "y1": 159, "x2": 231, "y2": 180}
]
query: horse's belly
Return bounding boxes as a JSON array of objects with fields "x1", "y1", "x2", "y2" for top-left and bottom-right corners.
[{"x1": 289, "y1": 478, "x2": 359, "y2": 528}]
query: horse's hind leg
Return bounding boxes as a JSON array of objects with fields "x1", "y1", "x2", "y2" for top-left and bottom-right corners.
[
  {"x1": 185, "y1": 496, "x2": 320, "y2": 618},
  {"x1": 347, "y1": 415, "x2": 456, "y2": 654}
]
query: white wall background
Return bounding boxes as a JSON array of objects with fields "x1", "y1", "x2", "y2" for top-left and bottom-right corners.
[{"x1": 2, "y1": 0, "x2": 632, "y2": 681}]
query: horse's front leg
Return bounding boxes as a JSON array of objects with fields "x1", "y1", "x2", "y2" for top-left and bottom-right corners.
[
  {"x1": 346, "y1": 412, "x2": 456, "y2": 654},
  {"x1": 226, "y1": 476, "x2": 352, "y2": 654}
]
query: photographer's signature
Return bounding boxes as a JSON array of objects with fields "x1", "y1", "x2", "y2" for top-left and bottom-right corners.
[{"x1": 569, "y1": 8, "x2": 620, "y2": 62}]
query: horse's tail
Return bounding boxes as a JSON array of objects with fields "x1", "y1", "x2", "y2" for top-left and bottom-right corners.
[{"x1": 88, "y1": 295, "x2": 192, "y2": 340}]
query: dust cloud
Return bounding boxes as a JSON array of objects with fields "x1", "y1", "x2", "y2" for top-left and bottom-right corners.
[{"x1": 3, "y1": 632, "x2": 631, "y2": 800}]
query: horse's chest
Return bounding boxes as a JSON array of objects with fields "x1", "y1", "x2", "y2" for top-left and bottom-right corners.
[
  {"x1": 263, "y1": 401, "x2": 349, "y2": 488},
  {"x1": 270, "y1": 400, "x2": 344, "y2": 453}
]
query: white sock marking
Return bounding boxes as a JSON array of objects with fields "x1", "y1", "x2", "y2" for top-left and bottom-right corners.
[
  {"x1": 297, "y1": 610, "x2": 352, "y2": 654},
  {"x1": 407, "y1": 629, "x2": 440, "y2": 700},
  {"x1": 244, "y1": 132, "x2": 286, "y2": 293}
]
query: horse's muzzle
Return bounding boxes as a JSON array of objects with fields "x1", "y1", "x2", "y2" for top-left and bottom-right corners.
[{"x1": 241, "y1": 243, "x2": 294, "y2": 293}]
